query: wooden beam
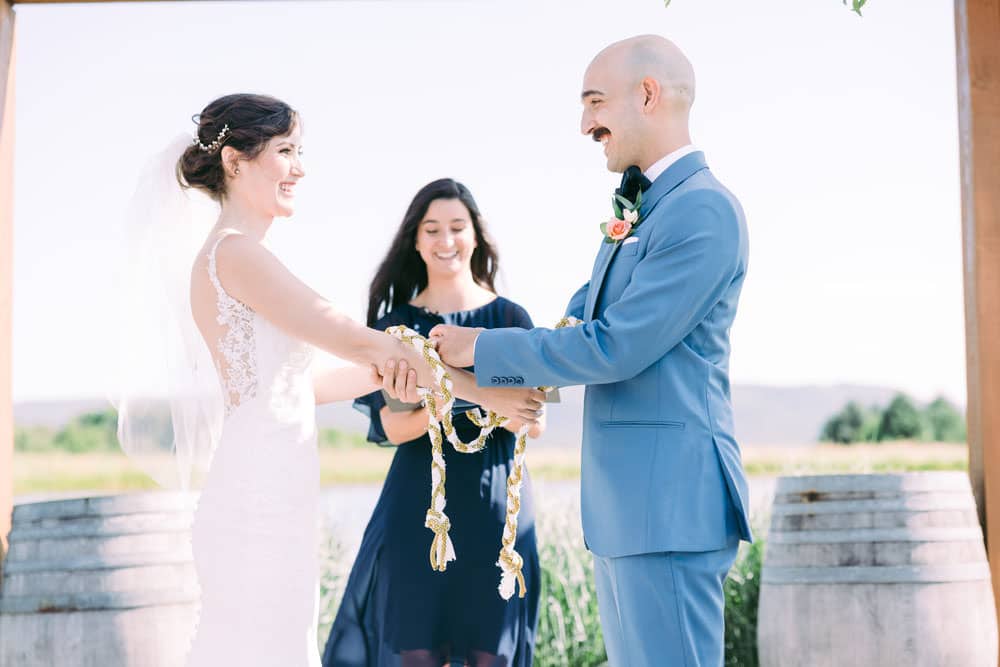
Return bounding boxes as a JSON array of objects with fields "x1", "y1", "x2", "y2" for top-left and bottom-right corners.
[
  {"x1": 9, "y1": 0, "x2": 261, "y2": 3},
  {"x1": 956, "y1": 0, "x2": 1000, "y2": 629},
  {"x1": 0, "y1": 0, "x2": 14, "y2": 571},
  {"x1": 11, "y1": 1, "x2": 186, "y2": 4}
]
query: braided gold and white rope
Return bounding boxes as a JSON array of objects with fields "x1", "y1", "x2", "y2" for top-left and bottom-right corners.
[
  {"x1": 494, "y1": 316, "x2": 580, "y2": 599},
  {"x1": 386, "y1": 316, "x2": 582, "y2": 598}
]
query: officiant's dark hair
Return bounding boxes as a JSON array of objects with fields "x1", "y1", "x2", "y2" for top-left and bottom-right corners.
[
  {"x1": 178, "y1": 93, "x2": 298, "y2": 200},
  {"x1": 367, "y1": 178, "x2": 499, "y2": 326}
]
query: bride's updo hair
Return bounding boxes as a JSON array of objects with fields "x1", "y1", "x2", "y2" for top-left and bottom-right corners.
[{"x1": 177, "y1": 93, "x2": 298, "y2": 200}]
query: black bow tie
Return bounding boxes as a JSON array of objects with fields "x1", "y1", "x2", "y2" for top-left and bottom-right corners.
[{"x1": 615, "y1": 165, "x2": 652, "y2": 205}]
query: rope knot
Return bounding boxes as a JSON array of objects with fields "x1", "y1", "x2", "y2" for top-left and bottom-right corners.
[{"x1": 424, "y1": 510, "x2": 455, "y2": 572}]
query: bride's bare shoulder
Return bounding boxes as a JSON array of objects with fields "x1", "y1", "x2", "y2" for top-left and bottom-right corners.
[{"x1": 192, "y1": 232, "x2": 267, "y2": 276}]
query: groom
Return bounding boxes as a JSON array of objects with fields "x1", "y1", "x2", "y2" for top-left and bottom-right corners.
[{"x1": 431, "y1": 35, "x2": 752, "y2": 666}]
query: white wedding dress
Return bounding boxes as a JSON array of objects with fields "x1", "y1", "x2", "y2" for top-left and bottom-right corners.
[{"x1": 186, "y1": 233, "x2": 322, "y2": 666}]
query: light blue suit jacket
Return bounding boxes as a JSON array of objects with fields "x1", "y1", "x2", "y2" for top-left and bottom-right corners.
[{"x1": 474, "y1": 152, "x2": 752, "y2": 557}]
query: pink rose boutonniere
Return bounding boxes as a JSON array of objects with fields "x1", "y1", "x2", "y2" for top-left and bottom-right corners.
[{"x1": 600, "y1": 190, "x2": 643, "y2": 244}]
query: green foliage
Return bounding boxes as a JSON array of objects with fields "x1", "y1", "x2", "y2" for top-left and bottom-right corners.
[
  {"x1": 725, "y1": 538, "x2": 764, "y2": 667},
  {"x1": 924, "y1": 396, "x2": 966, "y2": 443},
  {"x1": 318, "y1": 428, "x2": 369, "y2": 449},
  {"x1": 820, "y1": 401, "x2": 869, "y2": 444},
  {"x1": 16, "y1": 409, "x2": 120, "y2": 453},
  {"x1": 844, "y1": 0, "x2": 868, "y2": 15},
  {"x1": 17, "y1": 410, "x2": 368, "y2": 454},
  {"x1": 57, "y1": 410, "x2": 120, "y2": 453},
  {"x1": 820, "y1": 394, "x2": 965, "y2": 444},
  {"x1": 534, "y1": 507, "x2": 607, "y2": 667},
  {"x1": 877, "y1": 394, "x2": 928, "y2": 441},
  {"x1": 77, "y1": 411, "x2": 117, "y2": 429},
  {"x1": 857, "y1": 408, "x2": 882, "y2": 443},
  {"x1": 316, "y1": 534, "x2": 350, "y2": 654},
  {"x1": 14, "y1": 426, "x2": 55, "y2": 452}
]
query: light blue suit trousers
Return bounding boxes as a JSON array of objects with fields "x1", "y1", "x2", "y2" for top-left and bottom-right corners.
[{"x1": 594, "y1": 543, "x2": 739, "y2": 666}]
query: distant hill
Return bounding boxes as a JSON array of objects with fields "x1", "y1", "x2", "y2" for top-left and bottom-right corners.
[
  {"x1": 15, "y1": 384, "x2": 922, "y2": 447},
  {"x1": 730, "y1": 384, "x2": 903, "y2": 446},
  {"x1": 477, "y1": 383, "x2": 904, "y2": 447},
  {"x1": 13, "y1": 399, "x2": 111, "y2": 428}
]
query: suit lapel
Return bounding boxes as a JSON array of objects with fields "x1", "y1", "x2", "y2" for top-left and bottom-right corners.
[
  {"x1": 584, "y1": 151, "x2": 709, "y2": 321},
  {"x1": 584, "y1": 242, "x2": 620, "y2": 321}
]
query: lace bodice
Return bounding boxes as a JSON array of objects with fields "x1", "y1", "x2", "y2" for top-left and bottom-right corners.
[
  {"x1": 207, "y1": 236, "x2": 258, "y2": 415},
  {"x1": 206, "y1": 234, "x2": 314, "y2": 420}
]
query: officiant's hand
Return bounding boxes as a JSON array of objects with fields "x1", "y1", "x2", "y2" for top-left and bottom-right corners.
[
  {"x1": 477, "y1": 386, "x2": 546, "y2": 424},
  {"x1": 428, "y1": 324, "x2": 482, "y2": 368}
]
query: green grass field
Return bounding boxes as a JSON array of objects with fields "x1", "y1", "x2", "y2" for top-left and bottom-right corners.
[{"x1": 12, "y1": 441, "x2": 968, "y2": 496}]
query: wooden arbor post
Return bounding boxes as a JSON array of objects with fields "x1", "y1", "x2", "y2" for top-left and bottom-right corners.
[
  {"x1": 0, "y1": 0, "x2": 14, "y2": 564},
  {"x1": 956, "y1": 0, "x2": 1000, "y2": 626}
]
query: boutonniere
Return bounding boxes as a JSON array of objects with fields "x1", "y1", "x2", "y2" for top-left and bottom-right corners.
[{"x1": 600, "y1": 190, "x2": 643, "y2": 244}]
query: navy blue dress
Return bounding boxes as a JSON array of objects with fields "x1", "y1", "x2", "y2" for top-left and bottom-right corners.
[{"x1": 322, "y1": 297, "x2": 540, "y2": 667}]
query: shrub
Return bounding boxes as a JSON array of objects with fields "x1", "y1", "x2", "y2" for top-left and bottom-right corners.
[
  {"x1": 878, "y1": 394, "x2": 928, "y2": 441},
  {"x1": 534, "y1": 505, "x2": 607, "y2": 667},
  {"x1": 724, "y1": 538, "x2": 764, "y2": 667},
  {"x1": 820, "y1": 401, "x2": 868, "y2": 444},
  {"x1": 924, "y1": 396, "x2": 966, "y2": 442}
]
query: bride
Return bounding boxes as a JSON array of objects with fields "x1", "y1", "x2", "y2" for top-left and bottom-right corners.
[{"x1": 119, "y1": 93, "x2": 545, "y2": 666}]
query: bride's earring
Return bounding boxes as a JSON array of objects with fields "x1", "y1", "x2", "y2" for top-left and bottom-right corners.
[{"x1": 234, "y1": 167, "x2": 240, "y2": 175}]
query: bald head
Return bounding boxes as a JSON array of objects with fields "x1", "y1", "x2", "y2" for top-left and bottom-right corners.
[
  {"x1": 580, "y1": 35, "x2": 696, "y2": 173},
  {"x1": 592, "y1": 35, "x2": 696, "y2": 109}
]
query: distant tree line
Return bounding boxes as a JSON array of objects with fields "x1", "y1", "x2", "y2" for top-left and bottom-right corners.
[
  {"x1": 819, "y1": 394, "x2": 966, "y2": 444},
  {"x1": 16, "y1": 409, "x2": 120, "y2": 453},
  {"x1": 15, "y1": 409, "x2": 366, "y2": 453}
]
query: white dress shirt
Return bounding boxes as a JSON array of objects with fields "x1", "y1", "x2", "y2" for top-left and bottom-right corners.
[{"x1": 643, "y1": 144, "x2": 699, "y2": 183}]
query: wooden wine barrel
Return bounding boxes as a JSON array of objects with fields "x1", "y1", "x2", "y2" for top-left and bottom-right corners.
[
  {"x1": 758, "y1": 472, "x2": 998, "y2": 667},
  {"x1": 0, "y1": 492, "x2": 200, "y2": 666}
]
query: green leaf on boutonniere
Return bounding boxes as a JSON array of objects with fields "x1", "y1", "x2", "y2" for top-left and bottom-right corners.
[
  {"x1": 600, "y1": 222, "x2": 608, "y2": 236},
  {"x1": 611, "y1": 197, "x2": 623, "y2": 219},
  {"x1": 614, "y1": 194, "x2": 636, "y2": 210},
  {"x1": 604, "y1": 236, "x2": 617, "y2": 244},
  {"x1": 636, "y1": 189, "x2": 643, "y2": 207}
]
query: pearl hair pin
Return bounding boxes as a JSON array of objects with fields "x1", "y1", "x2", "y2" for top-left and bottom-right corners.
[{"x1": 194, "y1": 124, "x2": 231, "y2": 153}]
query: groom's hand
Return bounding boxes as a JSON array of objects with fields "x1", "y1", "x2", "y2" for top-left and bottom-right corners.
[{"x1": 429, "y1": 324, "x2": 483, "y2": 368}]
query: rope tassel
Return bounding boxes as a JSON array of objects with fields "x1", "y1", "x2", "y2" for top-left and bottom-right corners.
[{"x1": 496, "y1": 425, "x2": 530, "y2": 599}]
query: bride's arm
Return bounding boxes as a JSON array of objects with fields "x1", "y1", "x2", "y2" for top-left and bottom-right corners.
[
  {"x1": 213, "y1": 235, "x2": 432, "y2": 383},
  {"x1": 313, "y1": 365, "x2": 381, "y2": 405}
]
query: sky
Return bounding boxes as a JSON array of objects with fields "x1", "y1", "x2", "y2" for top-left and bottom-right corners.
[{"x1": 10, "y1": 0, "x2": 967, "y2": 404}]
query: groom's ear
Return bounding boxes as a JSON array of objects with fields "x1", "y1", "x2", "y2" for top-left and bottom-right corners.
[{"x1": 640, "y1": 77, "x2": 661, "y2": 112}]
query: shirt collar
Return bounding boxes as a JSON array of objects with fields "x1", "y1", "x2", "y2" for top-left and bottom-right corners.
[{"x1": 643, "y1": 144, "x2": 699, "y2": 183}]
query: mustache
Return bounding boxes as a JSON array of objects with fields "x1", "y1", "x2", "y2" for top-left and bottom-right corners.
[{"x1": 592, "y1": 127, "x2": 611, "y2": 142}]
